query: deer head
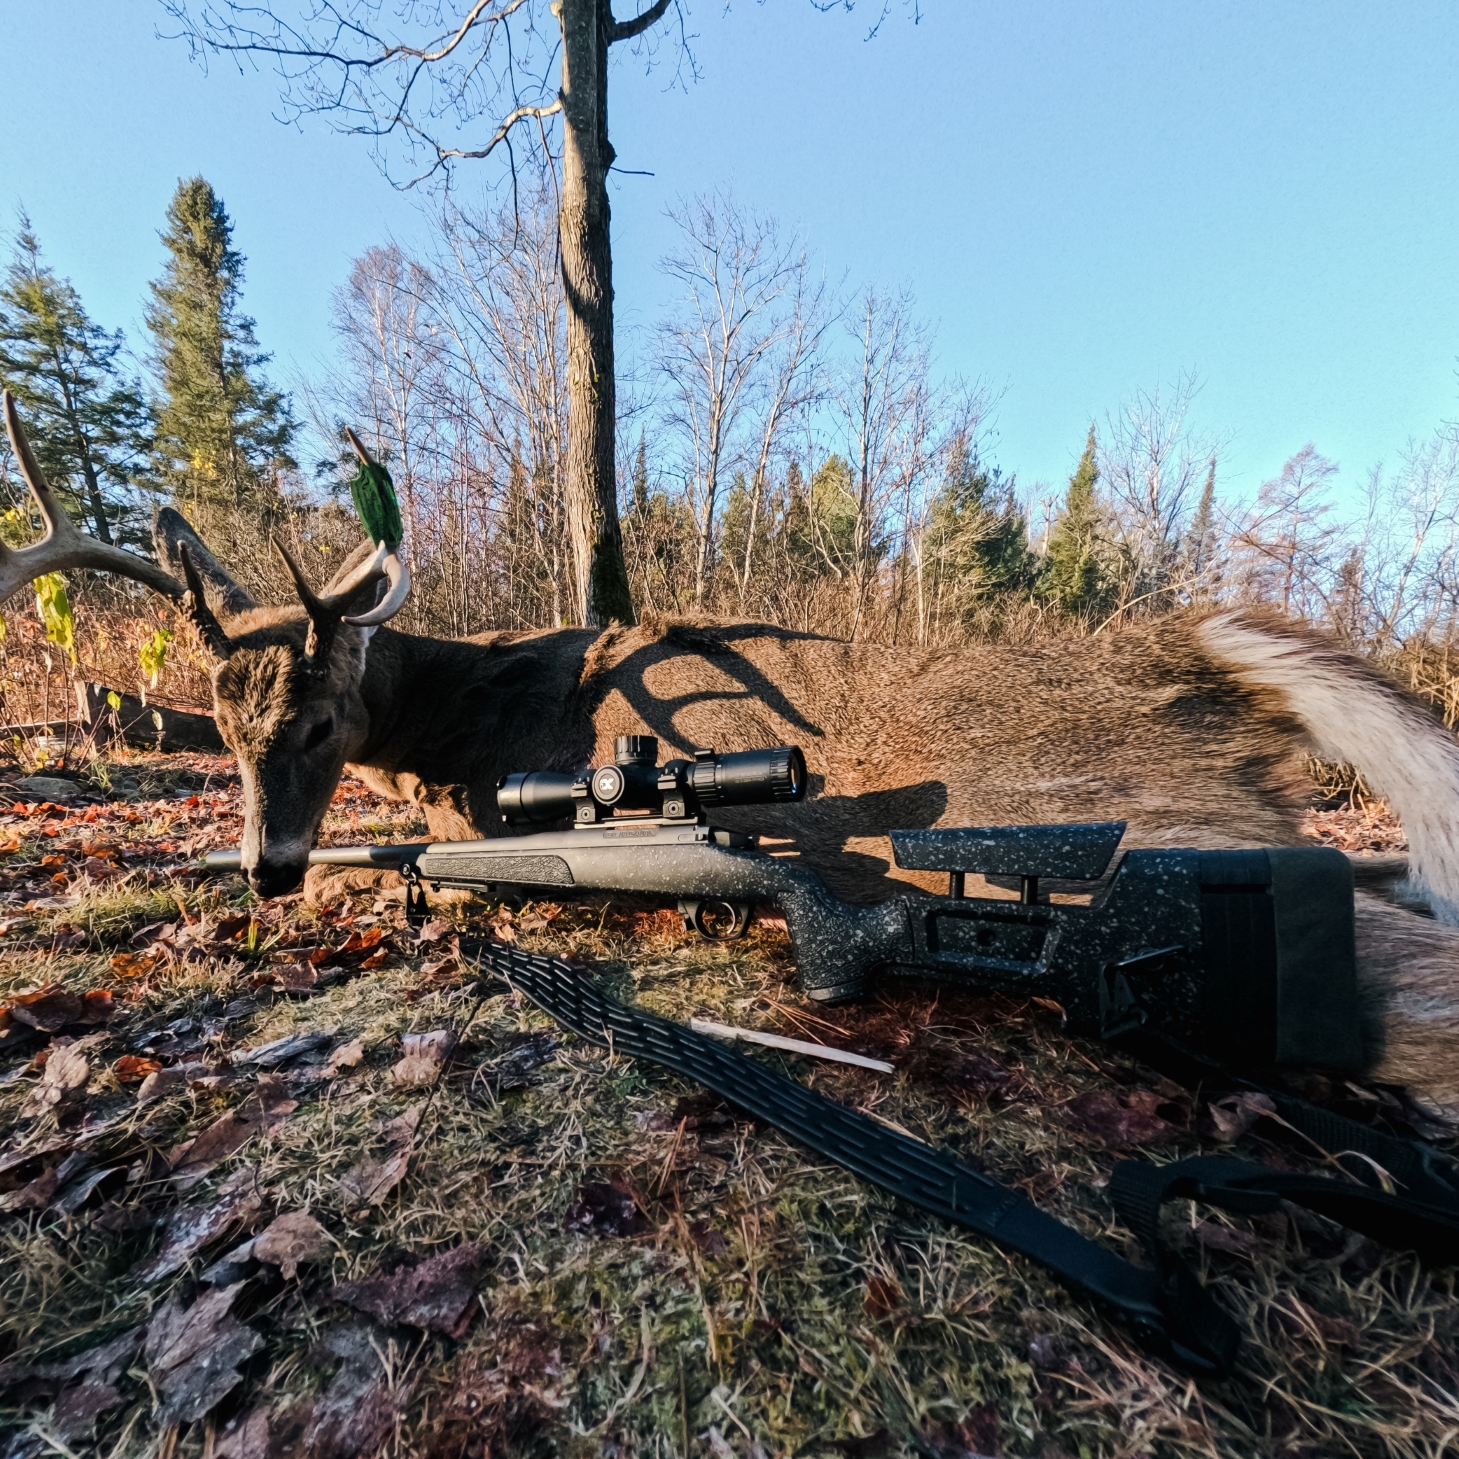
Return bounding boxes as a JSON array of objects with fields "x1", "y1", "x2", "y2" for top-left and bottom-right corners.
[{"x1": 2, "y1": 391, "x2": 411, "y2": 897}]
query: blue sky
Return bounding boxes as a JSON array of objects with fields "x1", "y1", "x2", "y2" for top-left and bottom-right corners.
[{"x1": 3, "y1": 2, "x2": 1457, "y2": 506}]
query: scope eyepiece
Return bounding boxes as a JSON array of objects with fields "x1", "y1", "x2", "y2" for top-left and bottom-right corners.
[{"x1": 689, "y1": 745, "x2": 806, "y2": 807}]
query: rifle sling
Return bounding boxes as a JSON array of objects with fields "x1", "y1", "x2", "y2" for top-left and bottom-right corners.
[
  {"x1": 1107, "y1": 1021, "x2": 1459, "y2": 1258},
  {"x1": 466, "y1": 940, "x2": 1241, "y2": 1377}
]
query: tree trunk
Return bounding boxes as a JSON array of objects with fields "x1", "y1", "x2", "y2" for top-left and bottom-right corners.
[{"x1": 558, "y1": 0, "x2": 635, "y2": 627}]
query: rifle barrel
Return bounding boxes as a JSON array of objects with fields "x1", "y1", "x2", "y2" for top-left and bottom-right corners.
[{"x1": 201, "y1": 844, "x2": 428, "y2": 873}]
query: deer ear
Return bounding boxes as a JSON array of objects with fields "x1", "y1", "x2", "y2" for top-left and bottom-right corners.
[{"x1": 152, "y1": 508, "x2": 257, "y2": 616}]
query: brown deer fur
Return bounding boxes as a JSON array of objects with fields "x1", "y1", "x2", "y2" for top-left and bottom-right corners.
[{"x1": 153, "y1": 514, "x2": 1459, "y2": 1115}]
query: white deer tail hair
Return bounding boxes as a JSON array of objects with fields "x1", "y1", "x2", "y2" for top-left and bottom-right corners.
[{"x1": 1199, "y1": 611, "x2": 1459, "y2": 923}]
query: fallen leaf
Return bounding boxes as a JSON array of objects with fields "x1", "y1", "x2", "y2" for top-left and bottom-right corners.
[
  {"x1": 167, "y1": 1078, "x2": 297, "y2": 1191},
  {"x1": 647, "y1": 1090, "x2": 736, "y2": 1133},
  {"x1": 339, "y1": 1101, "x2": 423, "y2": 1208},
  {"x1": 416, "y1": 918, "x2": 452, "y2": 944},
  {"x1": 371, "y1": 1101, "x2": 425, "y2": 1144},
  {"x1": 323, "y1": 1038, "x2": 364, "y2": 1077},
  {"x1": 864, "y1": 1275, "x2": 904, "y2": 1320},
  {"x1": 1203, "y1": 1090, "x2": 1278, "y2": 1143},
  {"x1": 277, "y1": 1321, "x2": 405, "y2": 1459},
  {"x1": 233, "y1": 1029, "x2": 334, "y2": 1067},
  {"x1": 268, "y1": 961, "x2": 319, "y2": 992},
  {"x1": 6, "y1": 986, "x2": 101, "y2": 1032},
  {"x1": 110, "y1": 948, "x2": 161, "y2": 979},
  {"x1": 137, "y1": 1060, "x2": 221, "y2": 1105},
  {"x1": 1063, "y1": 1088, "x2": 1178, "y2": 1148},
  {"x1": 252, "y1": 1210, "x2": 331, "y2": 1279},
  {"x1": 483, "y1": 1032, "x2": 557, "y2": 1091},
  {"x1": 114, "y1": 1054, "x2": 163, "y2": 1084},
  {"x1": 212, "y1": 913, "x2": 253, "y2": 942},
  {"x1": 327, "y1": 1244, "x2": 482, "y2": 1335},
  {"x1": 564, "y1": 1179, "x2": 647, "y2": 1237},
  {"x1": 690, "y1": 1220, "x2": 729, "y2": 1257},
  {"x1": 132, "y1": 1167, "x2": 265, "y2": 1282},
  {"x1": 211, "y1": 1406, "x2": 270, "y2": 1459},
  {"x1": 1191, "y1": 1219, "x2": 1259, "y2": 1255},
  {"x1": 338, "y1": 1147, "x2": 413, "y2": 1208},
  {"x1": 921, "y1": 1405, "x2": 1004, "y2": 1459},
  {"x1": 0, "y1": 1164, "x2": 63, "y2": 1212},
  {"x1": 144, "y1": 1281, "x2": 263, "y2": 1426},
  {"x1": 0, "y1": 1326, "x2": 142, "y2": 1444},
  {"x1": 391, "y1": 1028, "x2": 457, "y2": 1087},
  {"x1": 26, "y1": 1040, "x2": 91, "y2": 1111}
]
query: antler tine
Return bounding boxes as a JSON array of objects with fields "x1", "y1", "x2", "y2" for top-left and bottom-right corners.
[
  {"x1": 343, "y1": 426, "x2": 376, "y2": 466},
  {"x1": 321, "y1": 425, "x2": 412, "y2": 629},
  {"x1": 342, "y1": 550, "x2": 411, "y2": 627},
  {"x1": 178, "y1": 542, "x2": 233, "y2": 661},
  {"x1": 273, "y1": 535, "x2": 340, "y2": 672},
  {"x1": 1, "y1": 390, "x2": 182, "y2": 605}
]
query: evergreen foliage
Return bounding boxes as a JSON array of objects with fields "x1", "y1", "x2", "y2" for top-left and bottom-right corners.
[
  {"x1": 1040, "y1": 425, "x2": 1111, "y2": 619},
  {"x1": 146, "y1": 177, "x2": 295, "y2": 512},
  {"x1": 1183, "y1": 458, "x2": 1218, "y2": 582},
  {"x1": 0, "y1": 219, "x2": 152, "y2": 545},
  {"x1": 923, "y1": 438, "x2": 1034, "y2": 603}
]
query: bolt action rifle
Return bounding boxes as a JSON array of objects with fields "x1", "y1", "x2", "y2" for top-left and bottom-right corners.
[{"x1": 205, "y1": 734, "x2": 1367, "y2": 1078}]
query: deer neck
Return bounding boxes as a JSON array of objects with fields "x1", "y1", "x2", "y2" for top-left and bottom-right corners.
[{"x1": 349, "y1": 627, "x2": 599, "y2": 823}]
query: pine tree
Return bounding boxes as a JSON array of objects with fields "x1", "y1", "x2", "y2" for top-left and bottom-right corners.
[
  {"x1": 630, "y1": 434, "x2": 649, "y2": 516},
  {"x1": 928, "y1": 440, "x2": 1033, "y2": 593},
  {"x1": 0, "y1": 218, "x2": 151, "y2": 544},
  {"x1": 146, "y1": 177, "x2": 295, "y2": 512},
  {"x1": 1183, "y1": 458, "x2": 1217, "y2": 580},
  {"x1": 1040, "y1": 425, "x2": 1109, "y2": 619}
]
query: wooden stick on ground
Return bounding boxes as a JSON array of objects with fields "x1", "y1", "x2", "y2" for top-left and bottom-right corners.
[{"x1": 689, "y1": 1018, "x2": 894, "y2": 1072}]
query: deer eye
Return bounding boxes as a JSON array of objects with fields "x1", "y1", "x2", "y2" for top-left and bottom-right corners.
[{"x1": 304, "y1": 717, "x2": 334, "y2": 751}]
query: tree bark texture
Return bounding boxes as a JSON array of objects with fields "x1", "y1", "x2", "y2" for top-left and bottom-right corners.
[{"x1": 558, "y1": 0, "x2": 635, "y2": 627}]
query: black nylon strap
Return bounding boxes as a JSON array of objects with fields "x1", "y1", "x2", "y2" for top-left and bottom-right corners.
[
  {"x1": 467, "y1": 940, "x2": 1241, "y2": 1376},
  {"x1": 1110, "y1": 1024, "x2": 1459, "y2": 1224},
  {"x1": 1109, "y1": 1155, "x2": 1459, "y2": 1268}
]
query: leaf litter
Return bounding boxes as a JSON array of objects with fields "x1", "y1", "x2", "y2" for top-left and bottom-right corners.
[{"x1": 0, "y1": 750, "x2": 1454, "y2": 1457}]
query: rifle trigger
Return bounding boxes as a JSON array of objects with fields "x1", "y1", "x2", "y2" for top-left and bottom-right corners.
[{"x1": 401, "y1": 861, "x2": 429, "y2": 928}]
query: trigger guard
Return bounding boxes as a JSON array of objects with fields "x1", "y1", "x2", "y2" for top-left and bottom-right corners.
[{"x1": 679, "y1": 898, "x2": 752, "y2": 940}]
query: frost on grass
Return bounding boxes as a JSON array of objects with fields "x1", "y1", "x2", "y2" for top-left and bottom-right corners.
[{"x1": 0, "y1": 752, "x2": 1454, "y2": 1457}]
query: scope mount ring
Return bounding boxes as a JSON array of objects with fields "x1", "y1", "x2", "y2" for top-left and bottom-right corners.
[{"x1": 678, "y1": 898, "x2": 752, "y2": 941}]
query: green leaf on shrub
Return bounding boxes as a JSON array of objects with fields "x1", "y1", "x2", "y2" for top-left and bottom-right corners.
[
  {"x1": 139, "y1": 627, "x2": 174, "y2": 688},
  {"x1": 34, "y1": 573, "x2": 74, "y2": 667}
]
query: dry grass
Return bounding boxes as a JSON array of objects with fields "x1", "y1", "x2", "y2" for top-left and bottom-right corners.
[{"x1": 0, "y1": 753, "x2": 1454, "y2": 1459}]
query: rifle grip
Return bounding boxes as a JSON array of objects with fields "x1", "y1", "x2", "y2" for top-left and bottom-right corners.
[{"x1": 777, "y1": 886, "x2": 912, "y2": 1005}]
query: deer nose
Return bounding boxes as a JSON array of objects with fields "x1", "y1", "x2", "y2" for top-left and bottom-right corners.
[{"x1": 248, "y1": 858, "x2": 306, "y2": 898}]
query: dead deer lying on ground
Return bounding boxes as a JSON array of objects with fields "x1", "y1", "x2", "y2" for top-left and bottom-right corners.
[{"x1": 5, "y1": 391, "x2": 1459, "y2": 1112}]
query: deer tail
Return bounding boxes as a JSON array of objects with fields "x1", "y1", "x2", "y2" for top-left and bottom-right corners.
[{"x1": 1198, "y1": 610, "x2": 1459, "y2": 924}]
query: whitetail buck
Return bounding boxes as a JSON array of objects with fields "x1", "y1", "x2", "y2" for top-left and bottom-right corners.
[{"x1": 5, "y1": 391, "x2": 1459, "y2": 1112}]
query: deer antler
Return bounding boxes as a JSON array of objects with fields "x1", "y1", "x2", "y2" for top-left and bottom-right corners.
[
  {"x1": 340, "y1": 426, "x2": 411, "y2": 627},
  {"x1": 178, "y1": 542, "x2": 233, "y2": 661},
  {"x1": 1, "y1": 390, "x2": 182, "y2": 605}
]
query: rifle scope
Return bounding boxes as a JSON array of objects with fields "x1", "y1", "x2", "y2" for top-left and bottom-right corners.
[{"x1": 498, "y1": 737, "x2": 806, "y2": 826}]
